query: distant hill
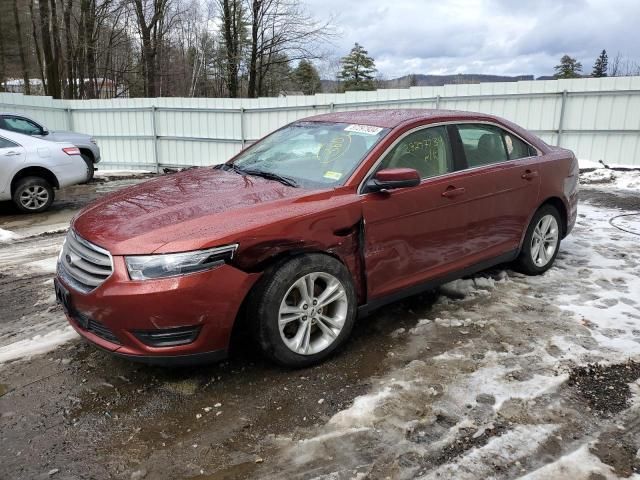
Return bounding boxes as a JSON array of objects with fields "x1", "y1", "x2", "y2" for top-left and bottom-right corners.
[{"x1": 321, "y1": 73, "x2": 544, "y2": 92}]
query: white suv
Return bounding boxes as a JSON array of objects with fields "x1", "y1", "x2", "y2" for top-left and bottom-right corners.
[{"x1": 0, "y1": 128, "x2": 89, "y2": 213}]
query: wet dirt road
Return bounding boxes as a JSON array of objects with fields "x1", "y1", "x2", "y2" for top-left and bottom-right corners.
[{"x1": 1, "y1": 175, "x2": 640, "y2": 480}]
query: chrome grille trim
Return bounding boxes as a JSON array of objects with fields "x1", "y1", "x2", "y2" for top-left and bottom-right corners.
[{"x1": 58, "y1": 230, "x2": 113, "y2": 293}]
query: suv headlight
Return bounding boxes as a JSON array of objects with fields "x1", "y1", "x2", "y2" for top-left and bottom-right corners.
[{"x1": 125, "y1": 244, "x2": 238, "y2": 280}]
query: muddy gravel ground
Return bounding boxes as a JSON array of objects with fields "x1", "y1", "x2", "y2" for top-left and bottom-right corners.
[{"x1": 1, "y1": 174, "x2": 640, "y2": 480}]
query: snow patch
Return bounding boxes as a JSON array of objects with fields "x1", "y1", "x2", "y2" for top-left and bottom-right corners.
[
  {"x1": 580, "y1": 167, "x2": 640, "y2": 190},
  {"x1": 518, "y1": 443, "x2": 619, "y2": 480},
  {"x1": 0, "y1": 326, "x2": 79, "y2": 364},
  {"x1": 0, "y1": 228, "x2": 19, "y2": 243}
]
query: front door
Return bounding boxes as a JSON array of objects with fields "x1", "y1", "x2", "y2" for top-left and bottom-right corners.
[{"x1": 361, "y1": 125, "x2": 471, "y2": 300}]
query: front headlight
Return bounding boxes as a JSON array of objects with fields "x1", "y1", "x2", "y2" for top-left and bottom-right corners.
[{"x1": 125, "y1": 244, "x2": 238, "y2": 280}]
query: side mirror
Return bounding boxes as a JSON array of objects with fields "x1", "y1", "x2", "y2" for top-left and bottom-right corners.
[
  {"x1": 365, "y1": 168, "x2": 421, "y2": 193},
  {"x1": 41, "y1": 127, "x2": 49, "y2": 136}
]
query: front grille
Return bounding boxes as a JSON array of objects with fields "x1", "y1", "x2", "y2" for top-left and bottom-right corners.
[{"x1": 59, "y1": 230, "x2": 113, "y2": 293}]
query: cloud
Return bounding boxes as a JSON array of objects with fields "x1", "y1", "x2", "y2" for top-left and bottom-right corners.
[{"x1": 304, "y1": 0, "x2": 640, "y2": 78}]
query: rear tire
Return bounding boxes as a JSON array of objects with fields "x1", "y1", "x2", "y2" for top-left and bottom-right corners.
[
  {"x1": 81, "y1": 154, "x2": 95, "y2": 183},
  {"x1": 514, "y1": 204, "x2": 562, "y2": 275},
  {"x1": 12, "y1": 176, "x2": 54, "y2": 213},
  {"x1": 249, "y1": 254, "x2": 357, "y2": 368}
]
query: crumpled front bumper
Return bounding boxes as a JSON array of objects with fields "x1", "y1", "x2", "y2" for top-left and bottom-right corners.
[{"x1": 55, "y1": 256, "x2": 261, "y2": 364}]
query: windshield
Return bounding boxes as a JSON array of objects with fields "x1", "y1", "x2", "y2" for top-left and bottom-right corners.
[{"x1": 231, "y1": 121, "x2": 390, "y2": 188}]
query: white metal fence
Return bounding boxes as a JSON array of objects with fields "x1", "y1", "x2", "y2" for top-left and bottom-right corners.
[{"x1": 1, "y1": 76, "x2": 640, "y2": 170}]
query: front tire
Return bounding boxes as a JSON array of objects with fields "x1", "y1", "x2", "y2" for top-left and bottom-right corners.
[
  {"x1": 514, "y1": 204, "x2": 562, "y2": 275},
  {"x1": 12, "y1": 176, "x2": 55, "y2": 213},
  {"x1": 249, "y1": 254, "x2": 357, "y2": 368}
]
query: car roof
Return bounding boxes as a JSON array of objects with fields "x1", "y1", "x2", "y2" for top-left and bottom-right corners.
[{"x1": 300, "y1": 108, "x2": 502, "y2": 129}]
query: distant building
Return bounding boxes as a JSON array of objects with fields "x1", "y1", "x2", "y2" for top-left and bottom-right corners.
[{"x1": 2, "y1": 78, "x2": 45, "y2": 95}]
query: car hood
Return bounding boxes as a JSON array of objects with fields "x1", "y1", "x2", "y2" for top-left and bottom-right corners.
[{"x1": 72, "y1": 167, "x2": 328, "y2": 255}]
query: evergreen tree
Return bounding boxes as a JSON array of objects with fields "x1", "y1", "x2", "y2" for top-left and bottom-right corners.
[
  {"x1": 592, "y1": 49, "x2": 608, "y2": 77},
  {"x1": 338, "y1": 43, "x2": 377, "y2": 91},
  {"x1": 554, "y1": 55, "x2": 583, "y2": 79},
  {"x1": 293, "y1": 60, "x2": 321, "y2": 95}
]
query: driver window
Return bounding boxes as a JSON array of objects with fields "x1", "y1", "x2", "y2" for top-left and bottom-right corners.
[
  {"x1": 377, "y1": 126, "x2": 453, "y2": 179},
  {"x1": 3, "y1": 117, "x2": 42, "y2": 135}
]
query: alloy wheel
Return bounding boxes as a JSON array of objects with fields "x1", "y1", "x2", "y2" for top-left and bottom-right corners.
[
  {"x1": 19, "y1": 186, "x2": 50, "y2": 210},
  {"x1": 531, "y1": 214, "x2": 559, "y2": 267},
  {"x1": 278, "y1": 272, "x2": 348, "y2": 355}
]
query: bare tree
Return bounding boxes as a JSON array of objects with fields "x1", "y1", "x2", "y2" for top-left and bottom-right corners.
[
  {"x1": 133, "y1": 0, "x2": 171, "y2": 97},
  {"x1": 39, "y1": 0, "x2": 62, "y2": 98},
  {"x1": 219, "y1": 0, "x2": 244, "y2": 97},
  {"x1": 12, "y1": 0, "x2": 30, "y2": 94},
  {"x1": 246, "y1": 0, "x2": 333, "y2": 98}
]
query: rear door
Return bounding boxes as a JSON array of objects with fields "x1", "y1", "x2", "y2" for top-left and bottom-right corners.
[
  {"x1": 0, "y1": 135, "x2": 26, "y2": 197},
  {"x1": 361, "y1": 125, "x2": 471, "y2": 300},
  {"x1": 453, "y1": 123, "x2": 541, "y2": 263}
]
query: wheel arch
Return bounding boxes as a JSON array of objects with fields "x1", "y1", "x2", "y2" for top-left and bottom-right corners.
[
  {"x1": 79, "y1": 148, "x2": 95, "y2": 161},
  {"x1": 538, "y1": 196, "x2": 568, "y2": 238},
  {"x1": 11, "y1": 167, "x2": 60, "y2": 195}
]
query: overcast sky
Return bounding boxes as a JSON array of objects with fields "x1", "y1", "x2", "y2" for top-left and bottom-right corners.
[{"x1": 304, "y1": 0, "x2": 640, "y2": 78}]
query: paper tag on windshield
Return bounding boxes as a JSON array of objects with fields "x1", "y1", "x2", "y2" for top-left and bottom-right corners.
[
  {"x1": 323, "y1": 171, "x2": 343, "y2": 180},
  {"x1": 344, "y1": 124, "x2": 383, "y2": 135}
]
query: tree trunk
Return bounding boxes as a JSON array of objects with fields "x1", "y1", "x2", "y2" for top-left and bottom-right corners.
[
  {"x1": 49, "y1": 0, "x2": 63, "y2": 97},
  {"x1": 29, "y1": 0, "x2": 46, "y2": 95},
  {"x1": 221, "y1": 0, "x2": 238, "y2": 97},
  {"x1": 247, "y1": 0, "x2": 261, "y2": 98},
  {"x1": 12, "y1": 0, "x2": 31, "y2": 95},
  {"x1": 39, "y1": 0, "x2": 61, "y2": 98},
  {"x1": 63, "y1": 0, "x2": 74, "y2": 98}
]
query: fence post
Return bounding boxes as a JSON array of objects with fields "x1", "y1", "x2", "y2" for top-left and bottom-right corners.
[
  {"x1": 557, "y1": 90, "x2": 568, "y2": 146},
  {"x1": 436, "y1": 95, "x2": 441, "y2": 109},
  {"x1": 151, "y1": 106, "x2": 159, "y2": 173},
  {"x1": 66, "y1": 108, "x2": 73, "y2": 131},
  {"x1": 330, "y1": 102, "x2": 335, "y2": 112},
  {"x1": 240, "y1": 107, "x2": 246, "y2": 147}
]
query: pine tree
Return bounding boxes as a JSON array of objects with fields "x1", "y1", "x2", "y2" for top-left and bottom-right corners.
[
  {"x1": 338, "y1": 43, "x2": 377, "y2": 91},
  {"x1": 293, "y1": 60, "x2": 321, "y2": 95},
  {"x1": 554, "y1": 55, "x2": 583, "y2": 79},
  {"x1": 592, "y1": 49, "x2": 608, "y2": 77}
]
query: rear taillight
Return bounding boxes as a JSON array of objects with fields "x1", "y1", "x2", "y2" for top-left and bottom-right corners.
[{"x1": 62, "y1": 147, "x2": 81, "y2": 155}]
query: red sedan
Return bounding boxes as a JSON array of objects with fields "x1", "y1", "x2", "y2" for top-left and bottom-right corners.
[{"x1": 54, "y1": 109, "x2": 579, "y2": 367}]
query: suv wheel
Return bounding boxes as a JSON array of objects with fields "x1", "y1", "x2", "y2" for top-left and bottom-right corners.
[
  {"x1": 12, "y1": 176, "x2": 55, "y2": 213},
  {"x1": 515, "y1": 204, "x2": 562, "y2": 275},
  {"x1": 249, "y1": 254, "x2": 357, "y2": 368},
  {"x1": 81, "y1": 154, "x2": 95, "y2": 183}
]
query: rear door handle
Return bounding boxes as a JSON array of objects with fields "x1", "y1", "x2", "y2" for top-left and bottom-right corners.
[
  {"x1": 3, "y1": 150, "x2": 21, "y2": 157},
  {"x1": 521, "y1": 170, "x2": 539, "y2": 181},
  {"x1": 442, "y1": 186, "x2": 466, "y2": 198}
]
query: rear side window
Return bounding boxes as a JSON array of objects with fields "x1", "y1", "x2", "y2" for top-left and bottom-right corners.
[
  {"x1": 377, "y1": 126, "x2": 453, "y2": 179},
  {"x1": 0, "y1": 137, "x2": 18, "y2": 149},
  {"x1": 457, "y1": 124, "x2": 508, "y2": 167},
  {"x1": 457, "y1": 124, "x2": 536, "y2": 167},
  {"x1": 504, "y1": 132, "x2": 536, "y2": 160}
]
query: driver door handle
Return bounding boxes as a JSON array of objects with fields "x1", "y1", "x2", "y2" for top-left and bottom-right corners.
[{"x1": 441, "y1": 186, "x2": 466, "y2": 199}]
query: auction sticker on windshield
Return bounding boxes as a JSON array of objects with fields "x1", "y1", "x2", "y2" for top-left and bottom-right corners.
[{"x1": 344, "y1": 124, "x2": 384, "y2": 135}]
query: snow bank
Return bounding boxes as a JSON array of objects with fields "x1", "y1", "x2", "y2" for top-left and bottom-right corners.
[
  {"x1": 580, "y1": 167, "x2": 640, "y2": 190},
  {"x1": 0, "y1": 228, "x2": 19, "y2": 243},
  {"x1": 0, "y1": 327, "x2": 79, "y2": 364}
]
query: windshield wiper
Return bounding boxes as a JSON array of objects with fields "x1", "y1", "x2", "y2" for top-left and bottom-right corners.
[
  {"x1": 214, "y1": 163, "x2": 298, "y2": 187},
  {"x1": 241, "y1": 169, "x2": 299, "y2": 187}
]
